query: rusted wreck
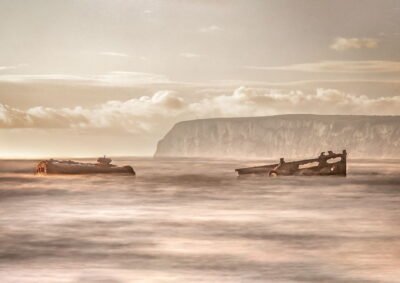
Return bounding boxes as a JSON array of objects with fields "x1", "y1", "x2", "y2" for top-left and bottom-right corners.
[
  {"x1": 236, "y1": 150, "x2": 347, "y2": 176},
  {"x1": 36, "y1": 156, "x2": 135, "y2": 176}
]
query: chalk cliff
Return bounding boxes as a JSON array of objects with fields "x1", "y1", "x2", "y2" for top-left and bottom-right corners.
[{"x1": 155, "y1": 115, "x2": 400, "y2": 159}]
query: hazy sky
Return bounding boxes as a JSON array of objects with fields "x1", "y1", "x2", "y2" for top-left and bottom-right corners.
[{"x1": 1, "y1": 0, "x2": 399, "y2": 157}]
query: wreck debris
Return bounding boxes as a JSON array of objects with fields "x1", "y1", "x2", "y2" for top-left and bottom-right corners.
[
  {"x1": 235, "y1": 150, "x2": 347, "y2": 176},
  {"x1": 36, "y1": 156, "x2": 135, "y2": 175}
]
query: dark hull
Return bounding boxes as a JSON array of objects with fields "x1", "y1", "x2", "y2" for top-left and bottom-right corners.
[
  {"x1": 236, "y1": 150, "x2": 347, "y2": 177},
  {"x1": 36, "y1": 160, "x2": 135, "y2": 175}
]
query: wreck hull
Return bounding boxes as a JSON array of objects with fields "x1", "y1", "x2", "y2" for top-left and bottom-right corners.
[
  {"x1": 235, "y1": 164, "x2": 278, "y2": 175},
  {"x1": 36, "y1": 161, "x2": 135, "y2": 175},
  {"x1": 236, "y1": 150, "x2": 347, "y2": 177}
]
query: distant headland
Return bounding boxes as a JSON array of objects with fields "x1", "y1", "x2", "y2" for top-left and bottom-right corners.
[{"x1": 155, "y1": 114, "x2": 400, "y2": 159}]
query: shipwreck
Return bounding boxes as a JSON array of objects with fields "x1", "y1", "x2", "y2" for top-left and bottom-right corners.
[
  {"x1": 235, "y1": 150, "x2": 347, "y2": 176},
  {"x1": 36, "y1": 156, "x2": 135, "y2": 176}
]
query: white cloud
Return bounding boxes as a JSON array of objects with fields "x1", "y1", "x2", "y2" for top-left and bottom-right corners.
[
  {"x1": 0, "y1": 64, "x2": 27, "y2": 71},
  {"x1": 190, "y1": 87, "x2": 400, "y2": 117},
  {"x1": 0, "y1": 66, "x2": 16, "y2": 71},
  {"x1": 1, "y1": 87, "x2": 399, "y2": 133},
  {"x1": 180, "y1": 52, "x2": 201, "y2": 59},
  {"x1": 99, "y1": 51, "x2": 129, "y2": 57},
  {"x1": 0, "y1": 91, "x2": 185, "y2": 133},
  {"x1": 96, "y1": 71, "x2": 170, "y2": 85},
  {"x1": 246, "y1": 60, "x2": 400, "y2": 73},
  {"x1": 199, "y1": 25, "x2": 223, "y2": 33},
  {"x1": 330, "y1": 37, "x2": 378, "y2": 51},
  {"x1": 0, "y1": 71, "x2": 170, "y2": 86},
  {"x1": 0, "y1": 74, "x2": 88, "y2": 82}
]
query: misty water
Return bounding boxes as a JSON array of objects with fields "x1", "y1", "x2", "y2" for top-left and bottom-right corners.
[{"x1": 0, "y1": 158, "x2": 399, "y2": 283}]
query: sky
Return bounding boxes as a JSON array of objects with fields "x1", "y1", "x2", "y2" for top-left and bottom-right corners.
[{"x1": 0, "y1": 0, "x2": 399, "y2": 158}]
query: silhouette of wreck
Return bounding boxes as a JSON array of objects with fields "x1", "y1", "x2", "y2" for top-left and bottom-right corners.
[
  {"x1": 36, "y1": 156, "x2": 135, "y2": 175},
  {"x1": 236, "y1": 150, "x2": 347, "y2": 176}
]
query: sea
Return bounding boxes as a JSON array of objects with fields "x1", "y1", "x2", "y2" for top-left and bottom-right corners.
[{"x1": 0, "y1": 157, "x2": 399, "y2": 283}]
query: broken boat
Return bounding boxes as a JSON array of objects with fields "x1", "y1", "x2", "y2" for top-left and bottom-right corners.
[
  {"x1": 235, "y1": 150, "x2": 347, "y2": 176},
  {"x1": 36, "y1": 156, "x2": 135, "y2": 175}
]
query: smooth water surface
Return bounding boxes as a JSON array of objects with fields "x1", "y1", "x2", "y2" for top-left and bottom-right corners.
[{"x1": 0, "y1": 158, "x2": 399, "y2": 283}]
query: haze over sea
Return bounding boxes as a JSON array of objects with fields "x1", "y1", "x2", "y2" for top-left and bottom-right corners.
[{"x1": 1, "y1": 157, "x2": 399, "y2": 283}]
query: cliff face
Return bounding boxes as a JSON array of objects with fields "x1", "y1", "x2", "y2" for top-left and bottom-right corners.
[{"x1": 154, "y1": 115, "x2": 400, "y2": 159}]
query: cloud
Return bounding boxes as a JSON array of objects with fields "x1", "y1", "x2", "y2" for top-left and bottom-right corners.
[
  {"x1": 99, "y1": 51, "x2": 129, "y2": 57},
  {"x1": 330, "y1": 37, "x2": 378, "y2": 51},
  {"x1": 96, "y1": 71, "x2": 170, "y2": 85},
  {"x1": 0, "y1": 71, "x2": 170, "y2": 86},
  {"x1": 0, "y1": 66, "x2": 17, "y2": 71},
  {"x1": 199, "y1": 25, "x2": 223, "y2": 33},
  {"x1": 180, "y1": 52, "x2": 201, "y2": 59},
  {"x1": 0, "y1": 64, "x2": 27, "y2": 71},
  {"x1": 0, "y1": 91, "x2": 186, "y2": 133},
  {"x1": 1, "y1": 87, "x2": 399, "y2": 133},
  {"x1": 246, "y1": 60, "x2": 400, "y2": 73},
  {"x1": 190, "y1": 87, "x2": 400, "y2": 117}
]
